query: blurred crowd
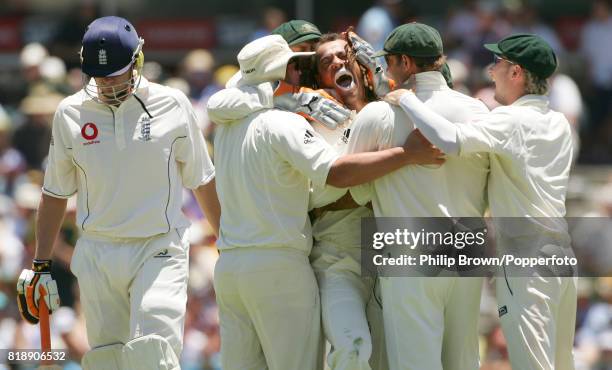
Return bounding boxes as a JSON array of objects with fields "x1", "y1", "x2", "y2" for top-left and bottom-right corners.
[{"x1": 0, "y1": 0, "x2": 612, "y2": 369}]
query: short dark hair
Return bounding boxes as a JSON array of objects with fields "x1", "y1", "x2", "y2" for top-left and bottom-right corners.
[{"x1": 316, "y1": 32, "x2": 343, "y2": 46}]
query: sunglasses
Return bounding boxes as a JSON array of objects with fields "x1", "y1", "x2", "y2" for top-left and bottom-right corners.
[{"x1": 493, "y1": 54, "x2": 516, "y2": 66}]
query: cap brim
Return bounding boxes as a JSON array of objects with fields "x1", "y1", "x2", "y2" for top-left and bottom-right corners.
[
  {"x1": 233, "y1": 50, "x2": 315, "y2": 87},
  {"x1": 289, "y1": 34, "x2": 321, "y2": 46},
  {"x1": 372, "y1": 50, "x2": 389, "y2": 58},
  {"x1": 288, "y1": 51, "x2": 316, "y2": 59},
  {"x1": 483, "y1": 43, "x2": 503, "y2": 55},
  {"x1": 225, "y1": 71, "x2": 243, "y2": 88}
]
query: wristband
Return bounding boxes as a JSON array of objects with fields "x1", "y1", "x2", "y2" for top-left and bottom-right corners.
[{"x1": 32, "y1": 260, "x2": 52, "y2": 273}]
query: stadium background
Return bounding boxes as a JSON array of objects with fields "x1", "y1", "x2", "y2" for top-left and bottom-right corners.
[{"x1": 0, "y1": 0, "x2": 611, "y2": 369}]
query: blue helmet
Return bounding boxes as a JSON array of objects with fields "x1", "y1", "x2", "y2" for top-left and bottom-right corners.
[{"x1": 80, "y1": 16, "x2": 143, "y2": 77}]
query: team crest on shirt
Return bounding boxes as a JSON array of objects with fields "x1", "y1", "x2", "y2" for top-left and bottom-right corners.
[{"x1": 137, "y1": 116, "x2": 151, "y2": 142}]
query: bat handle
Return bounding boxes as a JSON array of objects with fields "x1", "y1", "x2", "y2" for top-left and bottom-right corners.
[{"x1": 38, "y1": 286, "x2": 52, "y2": 365}]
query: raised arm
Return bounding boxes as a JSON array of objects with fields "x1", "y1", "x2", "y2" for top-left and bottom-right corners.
[{"x1": 387, "y1": 89, "x2": 517, "y2": 156}]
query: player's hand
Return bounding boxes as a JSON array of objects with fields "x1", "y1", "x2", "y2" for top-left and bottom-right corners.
[
  {"x1": 403, "y1": 129, "x2": 446, "y2": 165},
  {"x1": 16, "y1": 260, "x2": 60, "y2": 324},
  {"x1": 274, "y1": 92, "x2": 352, "y2": 130},
  {"x1": 384, "y1": 88, "x2": 413, "y2": 106},
  {"x1": 347, "y1": 31, "x2": 393, "y2": 98}
]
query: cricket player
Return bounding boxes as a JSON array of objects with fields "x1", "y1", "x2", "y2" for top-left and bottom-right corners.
[
  {"x1": 345, "y1": 23, "x2": 491, "y2": 370},
  {"x1": 272, "y1": 24, "x2": 388, "y2": 370},
  {"x1": 208, "y1": 31, "x2": 399, "y2": 370},
  {"x1": 307, "y1": 32, "x2": 388, "y2": 370},
  {"x1": 389, "y1": 33, "x2": 576, "y2": 370},
  {"x1": 208, "y1": 34, "x2": 443, "y2": 370},
  {"x1": 16, "y1": 16, "x2": 220, "y2": 370}
]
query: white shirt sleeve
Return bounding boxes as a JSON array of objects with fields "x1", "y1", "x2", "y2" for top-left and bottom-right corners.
[
  {"x1": 349, "y1": 182, "x2": 373, "y2": 206},
  {"x1": 456, "y1": 108, "x2": 520, "y2": 156},
  {"x1": 206, "y1": 83, "x2": 273, "y2": 125},
  {"x1": 309, "y1": 184, "x2": 347, "y2": 210},
  {"x1": 344, "y1": 102, "x2": 390, "y2": 205},
  {"x1": 267, "y1": 113, "x2": 340, "y2": 188},
  {"x1": 346, "y1": 102, "x2": 393, "y2": 154},
  {"x1": 42, "y1": 106, "x2": 77, "y2": 199},
  {"x1": 399, "y1": 92, "x2": 519, "y2": 156},
  {"x1": 175, "y1": 94, "x2": 215, "y2": 189}
]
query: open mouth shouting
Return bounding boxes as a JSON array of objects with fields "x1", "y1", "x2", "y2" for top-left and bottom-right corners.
[{"x1": 334, "y1": 67, "x2": 356, "y2": 92}]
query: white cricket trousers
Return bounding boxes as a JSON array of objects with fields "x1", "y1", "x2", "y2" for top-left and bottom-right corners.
[
  {"x1": 214, "y1": 247, "x2": 321, "y2": 370},
  {"x1": 497, "y1": 274, "x2": 577, "y2": 370},
  {"x1": 381, "y1": 276, "x2": 483, "y2": 370},
  {"x1": 310, "y1": 242, "x2": 387, "y2": 370},
  {"x1": 70, "y1": 228, "x2": 189, "y2": 358}
]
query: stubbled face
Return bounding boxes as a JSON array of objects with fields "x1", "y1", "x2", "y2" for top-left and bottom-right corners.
[
  {"x1": 384, "y1": 54, "x2": 411, "y2": 86},
  {"x1": 315, "y1": 39, "x2": 366, "y2": 108},
  {"x1": 94, "y1": 68, "x2": 134, "y2": 105}
]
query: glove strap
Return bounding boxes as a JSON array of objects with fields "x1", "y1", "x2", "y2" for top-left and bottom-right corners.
[{"x1": 32, "y1": 259, "x2": 52, "y2": 273}]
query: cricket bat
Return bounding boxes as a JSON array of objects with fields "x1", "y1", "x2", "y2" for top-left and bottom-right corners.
[{"x1": 37, "y1": 286, "x2": 62, "y2": 370}]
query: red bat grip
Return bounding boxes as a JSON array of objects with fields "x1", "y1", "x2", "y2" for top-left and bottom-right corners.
[{"x1": 38, "y1": 286, "x2": 52, "y2": 365}]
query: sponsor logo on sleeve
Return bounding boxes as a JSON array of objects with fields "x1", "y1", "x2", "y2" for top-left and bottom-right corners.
[
  {"x1": 341, "y1": 128, "x2": 351, "y2": 144},
  {"x1": 304, "y1": 129, "x2": 315, "y2": 144}
]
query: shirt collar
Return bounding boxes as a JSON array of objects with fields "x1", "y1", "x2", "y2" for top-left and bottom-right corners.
[
  {"x1": 414, "y1": 71, "x2": 449, "y2": 93},
  {"x1": 511, "y1": 94, "x2": 550, "y2": 111}
]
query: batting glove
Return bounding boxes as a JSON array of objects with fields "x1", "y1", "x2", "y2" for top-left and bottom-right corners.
[
  {"x1": 348, "y1": 32, "x2": 394, "y2": 98},
  {"x1": 274, "y1": 92, "x2": 352, "y2": 130},
  {"x1": 16, "y1": 260, "x2": 60, "y2": 324}
]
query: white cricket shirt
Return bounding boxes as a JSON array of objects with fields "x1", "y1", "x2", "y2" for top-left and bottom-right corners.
[
  {"x1": 453, "y1": 94, "x2": 573, "y2": 218},
  {"x1": 347, "y1": 72, "x2": 490, "y2": 218},
  {"x1": 43, "y1": 78, "x2": 215, "y2": 238},
  {"x1": 309, "y1": 119, "x2": 373, "y2": 250},
  {"x1": 213, "y1": 106, "x2": 340, "y2": 253}
]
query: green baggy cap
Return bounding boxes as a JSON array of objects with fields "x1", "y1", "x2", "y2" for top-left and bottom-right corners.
[
  {"x1": 272, "y1": 20, "x2": 322, "y2": 46},
  {"x1": 373, "y1": 22, "x2": 443, "y2": 58},
  {"x1": 484, "y1": 33, "x2": 557, "y2": 79},
  {"x1": 440, "y1": 62, "x2": 453, "y2": 88}
]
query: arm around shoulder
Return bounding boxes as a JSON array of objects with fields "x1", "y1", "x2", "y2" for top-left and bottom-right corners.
[{"x1": 327, "y1": 129, "x2": 445, "y2": 187}]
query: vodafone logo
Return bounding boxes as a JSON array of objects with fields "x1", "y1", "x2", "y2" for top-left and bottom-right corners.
[
  {"x1": 81, "y1": 123, "x2": 100, "y2": 146},
  {"x1": 81, "y1": 123, "x2": 98, "y2": 140}
]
